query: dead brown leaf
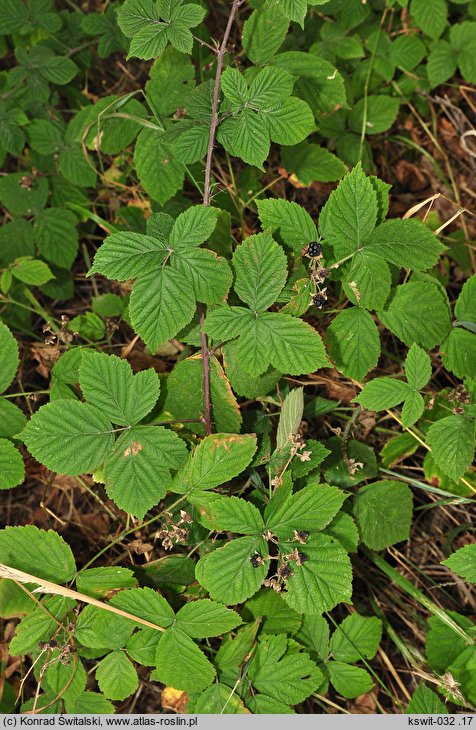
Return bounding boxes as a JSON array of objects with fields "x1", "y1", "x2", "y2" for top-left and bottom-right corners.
[{"x1": 161, "y1": 687, "x2": 189, "y2": 713}]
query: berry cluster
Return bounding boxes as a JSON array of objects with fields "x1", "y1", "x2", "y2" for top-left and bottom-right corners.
[
  {"x1": 313, "y1": 293, "x2": 327, "y2": 309},
  {"x1": 307, "y1": 241, "x2": 323, "y2": 257}
]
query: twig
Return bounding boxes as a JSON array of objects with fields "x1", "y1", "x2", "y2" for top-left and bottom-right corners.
[
  {"x1": 203, "y1": 0, "x2": 242, "y2": 207},
  {"x1": 199, "y1": 0, "x2": 242, "y2": 436},
  {"x1": 199, "y1": 303, "x2": 212, "y2": 435}
]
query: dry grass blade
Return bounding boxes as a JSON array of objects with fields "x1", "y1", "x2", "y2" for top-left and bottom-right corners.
[{"x1": 0, "y1": 563, "x2": 166, "y2": 633}]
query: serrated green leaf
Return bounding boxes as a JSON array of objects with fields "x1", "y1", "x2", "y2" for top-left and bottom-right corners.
[
  {"x1": 270, "y1": 0, "x2": 308, "y2": 26},
  {"x1": 407, "y1": 684, "x2": 448, "y2": 714},
  {"x1": 281, "y1": 142, "x2": 346, "y2": 185},
  {"x1": 330, "y1": 614, "x2": 382, "y2": 663},
  {"x1": 244, "y1": 590, "x2": 302, "y2": 636},
  {"x1": 426, "y1": 415, "x2": 474, "y2": 481},
  {"x1": 257, "y1": 198, "x2": 317, "y2": 251},
  {"x1": 401, "y1": 391, "x2": 425, "y2": 428},
  {"x1": 188, "y1": 433, "x2": 257, "y2": 491},
  {"x1": 390, "y1": 35, "x2": 426, "y2": 71},
  {"x1": 0, "y1": 525, "x2": 76, "y2": 583},
  {"x1": 354, "y1": 480, "x2": 413, "y2": 550},
  {"x1": 175, "y1": 599, "x2": 241, "y2": 638},
  {"x1": 218, "y1": 110, "x2": 270, "y2": 169},
  {"x1": 190, "y1": 492, "x2": 264, "y2": 534},
  {"x1": 0, "y1": 174, "x2": 48, "y2": 217},
  {"x1": 218, "y1": 66, "x2": 313, "y2": 168},
  {"x1": 21, "y1": 400, "x2": 115, "y2": 476},
  {"x1": 328, "y1": 661, "x2": 373, "y2": 699},
  {"x1": 169, "y1": 205, "x2": 217, "y2": 249},
  {"x1": 326, "y1": 307, "x2": 380, "y2": 380},
  {"x1": 379, "y1": 281, "x2": 451, "y2": 349},
  {"x1": 216, "y1": 621, "x2": 261, "y2": 671},
  {"x1": 266, "y1": 96, "x2": 315, "y2": 145},
  {"x1": 365, "y1": 219, "x2": 444, "y2": 271},
  {"x1": 291, "y1": 438, "x2": 330, "y2": 479},
  {"x1": 146, "y1": 46, "x2": 195, "y2": 116},
  {"x1": 46, "y1": 654, "x2": 86, "y2": 713},
  {"x1": 96, "y1": 651, "x2": 138, "y2": 701},
  {"x1": 242, "y1": 6, "x2": 289, "y2": 65},
  {"x1": 103, "y1": 426, "x2": 187, "y2": 517},
  {"x1": 261, "y1": 312, "x2": 329, "y2": 375},
  {"x1": 451, "y1": 21, "x2": 476, "y2": 83},
  {"x1": 276, "y1": 387, "x2": 304, "y2": 450},
  {"x1": 33, "y1": 209, "x2": 79, "y2": 269},
  {"x1": 125, "y1": 628, "x2": 158, "y2": 666},
  {"x1": 72, "y1": 693, "x2": 115, "y2": 714},
  {"x1": 425, "y1": 611, "x2": 474, "y2": 674},
  {"x1": 283, "y1": 534, "x2": 352, "y2": 614},
  {"x1": 190, "y1": 684, "x2": 249, "y2": 714},
  {"x1": 349, "y1": 95, "x2": 399, "y2": 135},
  {"x1": 134, "y1": 128, "x2": 184, "y2": 206},
  {"x1": 411, "y1": 0, "x2": 447, "y2": 39},
  {"x1": 75, "y1": 567, "x2": 137, "y2": 599},
  {"x1": 343, "y1": 250, "x2": 391, "y2": 310},
  {"x1": 0, "y1": 322, "x2": 19, "y2": 394},
  {"x1": 405, "y1": 343, "x2": 432, "y2": 390},
  {"x1": 110, "y1": 587, "x2": 175, "y2": 627},
  {"x1": 154, "y1": 627, "x2": 215, "y2": 692},
  {"x1": 172, "y1": 246, "x2": 232, "y2": 304},
  {"x1": 427, "y1": 40, "x2": 457, "y2": 86},
  {"x1": 270, "y1": 51, "x2": 348, "y2": 116},
  {"x1": 196, "y1": 536, "x2": 268, "y2": 605},
  {"x1": 0, "y1": 439, "x2": 24, "y2": 489},
  {"x1": 10, "y1": 596, "x2": 75, "y2": 656},
  {"x1": 442, "y1": 544, "x2": 476, "y2": 583},
  {"x1": 454, "y1": 274, "x2": 476, "y2": 323},
  {"x1": 79, "y1": 351, "x2": 160, "y2": 426},
  {"x1": 354, "y1": 378, "x2": 411, "y2": 410},
  {"x1": 265, "y1": 483, "x2": 346, "y2": 539},
  {"x1": 0, "y1": 400, "x2": 23, "y2": 440},
  {"x1": 11, "y1": 258, "x2": 53, "y2": 286},
  {"x1": 129, "y1": 267, "x2": 196, "y2": 349},
  {"x1": 323, "y1": 438, "x2": 377, "y2": 489},
  {"x1": 247, "y1": 633, "x2": 323, "y2": 705},
  {"x1": 89, "y1": 231, "x2": 169, "y2": 281},
  {"x1": 233, "y1": 233, "x2": 287, "y2": 313},
  {"x1": 324, "y1": 512, "x2": 359, "y2": 553},
  {"x1": 319, "y1": 164, "x2": 377, "y2": 253}
]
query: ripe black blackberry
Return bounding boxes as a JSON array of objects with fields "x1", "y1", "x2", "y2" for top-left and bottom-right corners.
[
  {"x1": 250, "y1": 552, "x2": 263, "y2": 568},
  {"x1": 279, "y1": 564, "x2": 293, "y2": 579},
  {"x1": 307, "y1": 241, "x2": 323, "y2": 257},
  {"x1": 313, "y1": 293, "x2": 326, "y2": 309},
  {"x1": 297, "y1": 552, "x2": 309, "y2": 566}
]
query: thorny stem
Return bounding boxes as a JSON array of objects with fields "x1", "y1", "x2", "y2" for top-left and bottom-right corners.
[{"x1": 199, "y1": 0, "x2": 242, "y2": 436}]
